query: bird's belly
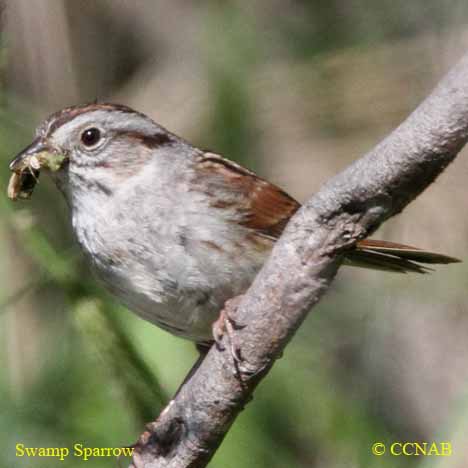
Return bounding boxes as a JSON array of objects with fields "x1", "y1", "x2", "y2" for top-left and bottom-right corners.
[
  {"x1": 91, "y1": 261, "x2": 228, "y2": 343},
  {"x1": 74, "y1": 209, "x2": 269, "y2": 343}
]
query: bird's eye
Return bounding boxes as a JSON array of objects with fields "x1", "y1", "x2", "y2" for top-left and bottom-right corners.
[{"x1": 80, "y1": 127, "x2": 101, "y2": 147}]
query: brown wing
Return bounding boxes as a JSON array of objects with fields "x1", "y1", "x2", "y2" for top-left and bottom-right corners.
[
  {"x1": 193, "y1": 154, "x2": 460, "y2": 272},
  {"x1": 195, "y1": 152, "x2": 300, "y2": 239}
]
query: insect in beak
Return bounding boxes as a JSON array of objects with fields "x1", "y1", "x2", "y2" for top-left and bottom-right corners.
[{"x1": 8, "y1": 139, "x2": 66, "y2": 200}]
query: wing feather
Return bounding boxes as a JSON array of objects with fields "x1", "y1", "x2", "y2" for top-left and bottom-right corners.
[
  {"x1": 193, "y1": 152, "x2": 460, "y2": 271},
  {"x1": 195, "y1": 152, "x2": 300, "y2": 239}
]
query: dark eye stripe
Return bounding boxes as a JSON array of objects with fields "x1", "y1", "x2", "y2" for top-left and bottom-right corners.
[{"x1": 118, "y1": 131, "x2": 174, "y2": 149}]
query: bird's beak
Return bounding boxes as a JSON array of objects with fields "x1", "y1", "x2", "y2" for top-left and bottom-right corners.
[
  {"x1": 8, "y1": 138, "x2": 67, "y2": 201},
  {"x1": 9, "y1": 138, "x2": 63, "y2": 172}
]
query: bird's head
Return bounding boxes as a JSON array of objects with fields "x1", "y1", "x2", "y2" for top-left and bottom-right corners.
[{"x1": 8, "y1": 103, "x2": 176, "y2": 201}]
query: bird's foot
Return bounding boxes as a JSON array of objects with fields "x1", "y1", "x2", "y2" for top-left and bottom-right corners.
[{"x1": 212, "y1": 296, "x2": 246, "y2": 364}]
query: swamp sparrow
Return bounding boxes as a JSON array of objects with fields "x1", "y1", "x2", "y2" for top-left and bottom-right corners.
[{"x1": 8, "y1": 103, "x2": 459, "y2": 350}]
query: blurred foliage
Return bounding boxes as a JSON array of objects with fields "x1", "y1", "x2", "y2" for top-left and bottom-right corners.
[
  {"x1": 1, "y1": 1, "x2": 468, "y2": 468},
  {"x1": 200, "y1": 4, "x2": 260, "y2": 169}
]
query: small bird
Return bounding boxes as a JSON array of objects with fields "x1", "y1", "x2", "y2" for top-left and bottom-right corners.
[{"x1": 8, "y1": 103, "x2": 460, "y2": 353}]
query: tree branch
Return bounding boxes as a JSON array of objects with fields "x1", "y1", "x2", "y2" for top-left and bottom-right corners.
[{"x1": 131, "y1": 52, "x2": 468, "y2": 468}]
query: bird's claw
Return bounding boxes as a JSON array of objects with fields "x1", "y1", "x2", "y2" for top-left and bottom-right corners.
[{"x1": 212, "y1": 296, "x2": 246, "y2": 365}]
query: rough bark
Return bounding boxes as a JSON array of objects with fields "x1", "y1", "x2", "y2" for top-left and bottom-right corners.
[{"x1": 131, "y1": 52, "x2": 468, "y2": 468}]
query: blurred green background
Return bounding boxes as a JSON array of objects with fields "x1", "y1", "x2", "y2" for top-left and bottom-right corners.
[{"x1": 1, "y1": 1, "x2": 468, "y2": 467}]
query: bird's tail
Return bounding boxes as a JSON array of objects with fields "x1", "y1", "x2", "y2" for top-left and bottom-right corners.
[{"x1": 344, "y1": 239, "x2": 460, "y2": 273}]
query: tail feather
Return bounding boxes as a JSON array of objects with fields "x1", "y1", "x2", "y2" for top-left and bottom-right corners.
[{"x1": 344, "y1": 239, "x2": 460, "y2": 274}]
